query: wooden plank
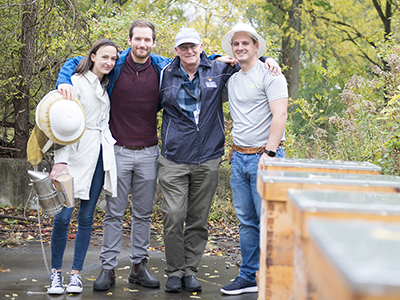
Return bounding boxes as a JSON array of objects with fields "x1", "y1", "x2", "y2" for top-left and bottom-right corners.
[
  {"x1": 259, "y1": 181, "x2": 400, "y2": 202},
  {"x1": 257, "y1": 171, "x2": 400, "y2": 300},
  {"x1": 264, "y1": 165, "x2": 381, "y2": 175},
  {"x1": 261, "y1": 158, "x2": 382, "y2": 175}
]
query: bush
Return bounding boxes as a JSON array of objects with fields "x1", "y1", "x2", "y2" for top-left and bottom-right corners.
[{"x1": 286, "y1": 40, "x2": 400, "y2": 175}]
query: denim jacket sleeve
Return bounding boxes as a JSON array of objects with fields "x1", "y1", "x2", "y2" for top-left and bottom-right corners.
[{"x1": 55, "y1": 56, "x2": 84, "y2": 88}]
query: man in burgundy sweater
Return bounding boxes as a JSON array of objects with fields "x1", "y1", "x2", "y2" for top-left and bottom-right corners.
[{"x1": 57, "y1": 20, "x2": 171, "y2": 291}]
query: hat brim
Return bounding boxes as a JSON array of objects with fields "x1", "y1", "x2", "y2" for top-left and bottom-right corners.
[
  {"x1": 175, "y1": 39, "x2": 202, "y2": 47},
  {"x1": 35, "y1": 90, "x2": 86, "y2": 145},
  {"x1": 221, "y1": 29, "x2": 267, "y2": 58}
]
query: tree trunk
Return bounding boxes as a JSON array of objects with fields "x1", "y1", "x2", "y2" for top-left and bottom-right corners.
[
  {"x1": 281, "y1": 0, "x2": 302, "y2": 100},
  {"x1": 13, "y1": 1, "x2": 36, "y2": 158}
]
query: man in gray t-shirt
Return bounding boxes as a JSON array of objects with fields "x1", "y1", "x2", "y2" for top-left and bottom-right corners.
[{"x1": 220, "y1": 23, "x2": 288, "y2": 296}]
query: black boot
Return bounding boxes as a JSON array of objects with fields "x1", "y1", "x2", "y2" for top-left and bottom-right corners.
[
  {"x1": 182, "y1": 275, "x2": 202, "y2": 292},
  {"x1": 93, "y1": 269, "x2": 115, "y2": 291},
  {"x1": 165, "y1": 276, "x2": 182, "y2": 293},
  {"x1": 128, "y1": 258, "x2": 160, "y2": 288}
]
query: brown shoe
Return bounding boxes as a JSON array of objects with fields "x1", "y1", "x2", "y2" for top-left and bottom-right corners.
[{"x1": 128, "y1": 258, "x2": 160, "y2": 288}]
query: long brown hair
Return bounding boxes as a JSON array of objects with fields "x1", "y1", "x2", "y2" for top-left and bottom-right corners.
[{"x1": 75, "y1": 39, "x2": 119, "y2": 90}]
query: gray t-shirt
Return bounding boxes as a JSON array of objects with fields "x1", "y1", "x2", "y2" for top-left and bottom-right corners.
[{"x1": 225, "y1": 60, "x2": 288, "y2": 147}]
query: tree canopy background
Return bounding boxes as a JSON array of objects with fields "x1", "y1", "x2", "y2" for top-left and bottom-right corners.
[{"x1": 1, "y1": 0, "x2": 399, "y2": 175}]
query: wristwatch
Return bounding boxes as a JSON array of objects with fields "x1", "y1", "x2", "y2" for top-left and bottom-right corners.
[{"x1": 264, "y1": 149, "x2": 276, "y2": 157}]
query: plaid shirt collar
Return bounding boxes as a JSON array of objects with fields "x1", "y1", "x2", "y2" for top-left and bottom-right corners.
[{"x1": 176, "y1": 63, "x2": 201, "y2": 123}]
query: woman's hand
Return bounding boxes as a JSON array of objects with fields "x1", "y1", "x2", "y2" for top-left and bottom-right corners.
[
  {"x1": 58, "y1": 84, "x2": 75, "y2": 100},
  {"x1": 50, "y1": 163, "x2": 69, "y2": 181}
]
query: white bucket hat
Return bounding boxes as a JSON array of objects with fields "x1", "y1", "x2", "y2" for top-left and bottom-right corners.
[
  {"x1": 221, "y1": 23, "x2": 267, "y2": 58},
  {"x1": 35, "y1": 90, "x2": 86, "y2": 145}
]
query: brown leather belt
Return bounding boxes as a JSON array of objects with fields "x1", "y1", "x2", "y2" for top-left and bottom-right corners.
[
  {"x1": 117, "y1": 144, "x2": 148, "y2": 150},
  {"x1": 232, "y1": 144, "x2": 265, "y2": 154},
  {"x1": 228, "y1": 142, "x2": 283, "y2": 163}
]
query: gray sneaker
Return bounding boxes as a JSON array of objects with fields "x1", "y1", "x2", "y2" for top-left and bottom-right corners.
[
  {"x1": 66, "y1": 273, "x2": 83, "y2": 294},
  {"x1": 47, "y1": 269, "x2": 64, "y2": 295}
]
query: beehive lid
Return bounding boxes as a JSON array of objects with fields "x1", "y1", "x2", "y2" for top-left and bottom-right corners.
[
  {"x1": 287, "y1": 189, "x2": 400, "y2": 215},
  {"x1": 263, "y1": 157, "x2": 381, "y2": 172},
  {"x1": 308, "y1": 219, "x2": 400, "y2": 294},
  {"x1": 258, "y1": 170, "x2": 400, "y2": 187}
]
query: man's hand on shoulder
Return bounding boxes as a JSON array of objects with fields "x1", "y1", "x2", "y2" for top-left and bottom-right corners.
[
  {"x1": 58, "y1": 83, "x2": 74, "y2": 100},
  {"x1": 264, "y1": 58, "x2": 282, "y2": 76},
  {"x1": 215, "y1": 55, "x2": 238, "y2": 66}
]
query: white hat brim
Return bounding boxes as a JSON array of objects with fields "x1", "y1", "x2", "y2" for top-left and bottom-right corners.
[
  {"x1": 175, "y1": 39, "x2": 202, "y2": 47},
  {"x1": 221, "y1": 29, "x2": 267, "y2": 58},
  {"x1": 35, "y1": 90, "x2": 86, "y2": 145}
]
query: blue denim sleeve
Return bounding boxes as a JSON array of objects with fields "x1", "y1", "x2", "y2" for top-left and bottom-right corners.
[{"x1": 55, "y1": 56, "x2": 84, "y2": 88}]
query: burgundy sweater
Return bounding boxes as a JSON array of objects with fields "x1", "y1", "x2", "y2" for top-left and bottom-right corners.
[{"x1": 109, "y1": 53, "x2": 159, "y2": 146}]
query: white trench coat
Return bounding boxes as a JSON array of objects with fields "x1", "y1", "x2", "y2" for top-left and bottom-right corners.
[{"x1": 54, "y1": 71, "x2": 117, "y2": 199}]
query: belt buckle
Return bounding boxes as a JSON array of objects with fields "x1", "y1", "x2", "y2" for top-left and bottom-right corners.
[{"x1": 256, "y1": 147, "x2": 263, "y2": 154}]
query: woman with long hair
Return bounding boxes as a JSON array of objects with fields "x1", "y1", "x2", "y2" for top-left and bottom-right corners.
[{"x1": 47, "y1": 39, "x2": 119, "y2": 295}]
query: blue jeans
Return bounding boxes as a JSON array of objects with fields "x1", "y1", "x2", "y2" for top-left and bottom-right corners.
[
  {"x1": 51, "y1": 150, "x2": 104, "y2": 271},
  {"x1": 230, "y1": 147, "x2": 285, "y2": 282}
]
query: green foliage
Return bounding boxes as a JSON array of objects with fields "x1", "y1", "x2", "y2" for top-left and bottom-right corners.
[
  {"x1": 81, "y1": 2, "x2": 185, "y2": 58},
  {"x1": 0, "y1": 0, "x2": 91, "y2": 155},
  {"x1": 286, "y1": 39, "x2": 400, "y2": 175},
  {"x1": 208, "y1": 163, "x2": 237, "y2": 224},
  {"x1": 289, "y1": 57, "x2": 342, "y2": 157}
]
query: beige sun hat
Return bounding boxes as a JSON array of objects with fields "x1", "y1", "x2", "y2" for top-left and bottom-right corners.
[
  {"x1": 221, "y1": 23, "x2": 267, "y2": 58},
  {"x1": 35, "y1": 90, "x2": 86, "y2": 145}
]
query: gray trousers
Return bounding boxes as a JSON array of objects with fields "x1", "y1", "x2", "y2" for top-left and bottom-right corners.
[
  {"x1": 100, "y1": 145, "x2": 159, "y2": 269},
  {"x1": 158, "y1": 155, "x2": 221, "y2": 278}
]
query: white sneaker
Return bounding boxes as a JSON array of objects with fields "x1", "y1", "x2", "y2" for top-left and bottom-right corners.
[
  {"x1": 66, "y1": 273, "x2": 83, "y2": 294},
  {"x1": 47, "y1": 269, "x2": 64, "y2": 294}
]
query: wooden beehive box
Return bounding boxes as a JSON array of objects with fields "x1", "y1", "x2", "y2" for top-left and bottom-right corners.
[
  {"x1": 287, "y1": 190, "x2": 400, "y2": 300},
  {"x1": 262, "y1": 158, "x2": 381, "y2": 174},
  {"x1": 307, "y1": 219, "x2": 400, "y2": 300},
  {"x1": 257, "y1": 171, "x2": 400, "y2": 300}
]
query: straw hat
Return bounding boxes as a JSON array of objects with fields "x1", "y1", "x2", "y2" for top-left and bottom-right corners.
[
  {"x1": 35, "y1": 90, "x2": 86, "y2": 145},
  {"x1": 221, "y1": 23, "x2": 267, "y2": 58}
]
